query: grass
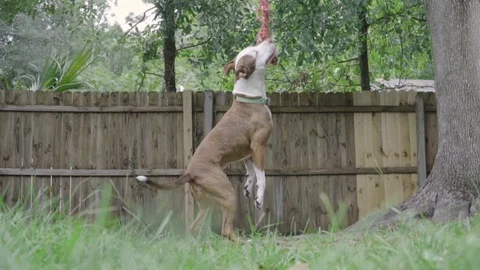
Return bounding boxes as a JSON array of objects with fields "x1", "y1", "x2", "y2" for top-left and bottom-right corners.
[{"x1": 0, "y1": 193, "x2": 479, "y2": 270}]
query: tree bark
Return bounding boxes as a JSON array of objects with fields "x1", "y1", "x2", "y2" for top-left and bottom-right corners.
[
  {"x1": 358, "y1": 5, "x2": 371, "y2": 91},
  {"x1": 376, "y1": 0, "x2": 480, "y2": 227},
  {"x1": 162, "y1": 0, "x2": 177, "y2": 92}
]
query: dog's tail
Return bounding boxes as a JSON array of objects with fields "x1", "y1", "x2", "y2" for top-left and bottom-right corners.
[{"x1": 136, "y1": 173, "x2": 193, "y2": 190}]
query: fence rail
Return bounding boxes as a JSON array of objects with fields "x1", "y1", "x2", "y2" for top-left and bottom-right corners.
[
  {"x1": 1, "y1": 104, "x2": 438, "y2": 113},
  {"x1": 0, "y1": 166, "x2": 430, "y2": 177},
  {"x1": 0, "y1": 89, "x2": 438, "y2": 233}
]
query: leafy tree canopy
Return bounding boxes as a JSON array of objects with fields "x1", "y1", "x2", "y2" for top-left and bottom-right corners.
[{"x1": 0, "y1": 0, "x2": 433, "y2": 92}]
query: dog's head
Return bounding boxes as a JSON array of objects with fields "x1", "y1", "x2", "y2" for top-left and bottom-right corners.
[{"x1": 223, "y1": 39, "x2": 277, "y2": 82}]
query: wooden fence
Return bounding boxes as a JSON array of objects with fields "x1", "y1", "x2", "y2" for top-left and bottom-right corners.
[{"x1": 0, "y1": 90, "x2": 438, "y2": 233}]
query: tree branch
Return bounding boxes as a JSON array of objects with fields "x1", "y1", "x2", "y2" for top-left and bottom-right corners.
[
  {"x1": 123, "y1": 7, "x2": 156, "y2": 37},
  {"x1": 398, "y1": 14, "x2": 426, "y2": 23},
  {"x1": 338, "y1": 57, "x2": 359, "y2": 64},
  {"x1": 177, "y1": 36, "x2": 213, "y2": 53},
  {"x1": 137, "y1": 72, "x2": 146, "y2": 92},
  {"x1": 145, "y1": 72, "x2": 164, "y2": 78},
  {"x1": 371, "y1": 4, "x2": 426, "y2": 25}
]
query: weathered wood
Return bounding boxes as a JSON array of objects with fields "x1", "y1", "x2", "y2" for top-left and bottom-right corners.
[
  {"x1": 213, "y1": 105, "x2": 436, "y2": 113},
  {"x1": 354, "y1": 91, "x2": 424, "y2": 218},
  {"x1": 76, "y1": 92, "x2": 88, "y2": 213},
  {"x1": 193, "y1": 92, "x2": 205, "y2": 149},
  {"x1": 169, "y1": 91, "x2": 188, "y2": 221},
  {"x1": 0, "y1": 103, "x2": 439, "y2": 114},
  {"x1": 381, "y1": 93, "x2": 403, "y2": 210},
  {"x1": 0, "y1": 104, "x2": 183, "y2": 113},
  {"x1": 203, "y1": 91, "x2": 214, "y2": 135},
  {"x1": 416, "y1": 93, "x2": 427, "y2": 187},
  {"x1": 182, "y1": 91, "x2": 194, "y2": 228},
  {"x1": 282, "y1": 92, "x2": 301, "y2": 231},
  {"x1": 354, "y1": 92, "x2": 381, "y2": 218},
  {"x1": 0, "y1": 90, "x2": 439, "y2": 233},
  {"x1": 59, "y1": 93, "x2": 73, "y2": 212},
  {"x1": 89, "y1": 92, "x2": 102, "y2": 212},
  {"x1": 0, "y1": 90, "x2": 5, "y2": 104},
  {"x1": 0, "y1": 167, "x2": 423, "y2": 177},
  {"x1": 0, "y1": 88, "x2": 6, "y2": 204}
]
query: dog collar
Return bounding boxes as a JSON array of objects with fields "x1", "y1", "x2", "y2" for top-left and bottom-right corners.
[{"x1": 235, "y1": 95, "x2": 270, "y2": 105}]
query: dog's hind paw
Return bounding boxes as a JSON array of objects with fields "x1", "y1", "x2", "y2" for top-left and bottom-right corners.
[{"x1": 254, "y1": 197, "x2": 263, "y2": 209}]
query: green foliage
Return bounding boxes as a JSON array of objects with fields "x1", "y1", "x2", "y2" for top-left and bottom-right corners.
[
  {"x1": 126, "y1": 0, "x2": 259, "y2": 91},
  {"x1": 0, "y1": 200, "x2": 479, "y2": 269},
  {"x1": 0, "y1": 13, "x2": 72, "y2": 90},
  {"x1": 267, "y1": 0, "x2": 432, "y2": 92},
  {"x1": 26, "y1": 46, "x2": 94, "y2": 92},
  {"x1": 0, "y1": 1, "x2": 134, "y2": 91},
  {"x1": 0, "y1": 0, "x2": 56, "y2": 24},
  {"x1": 0, "y1": 0, "x2": 433, "y2": 92}
]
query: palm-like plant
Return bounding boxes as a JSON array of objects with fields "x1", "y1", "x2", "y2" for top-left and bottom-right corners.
[{"x1": 28, "y1": 46, "x2": 94, "y2": 92}]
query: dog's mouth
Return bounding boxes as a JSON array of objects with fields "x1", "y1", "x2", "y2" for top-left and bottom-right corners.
[{"x1": 267, "y1": 49, "x2": 278, "y2": 65}]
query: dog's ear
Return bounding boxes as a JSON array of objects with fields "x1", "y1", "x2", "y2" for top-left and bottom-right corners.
[
  {"x1": 223, "y1": 58, "x2": 236, "y2": 76},
  {"x1": 235, "y1": 55, "x2": 256, "y2": 80}
]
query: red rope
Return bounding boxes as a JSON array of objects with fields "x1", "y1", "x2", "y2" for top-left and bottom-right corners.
[
  {"x1": 256, "y1": 0, "x2": 278, "y2": 64},
  {"x1": 256, "y1": 0, "x2": 271, "y2": 44}
]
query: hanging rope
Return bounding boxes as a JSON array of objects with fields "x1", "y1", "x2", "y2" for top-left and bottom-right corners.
[
  {"x1": 256, "y1": 0, "x2": 278, "y2": 63},
  {"x1": 256, "y1": 0, "x2": 271, "y2": 43}
]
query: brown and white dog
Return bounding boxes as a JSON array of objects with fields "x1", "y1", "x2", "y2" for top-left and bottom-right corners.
[{"x1": 136, "y1": 39, "x2": 277, "y2": 241}]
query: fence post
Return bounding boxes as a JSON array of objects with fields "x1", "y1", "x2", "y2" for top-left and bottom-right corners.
[
  {"x1": 183, "y1": 91, "x2": 194, "y2": 229},
  {"x1": 416, "y1": 92, "x2": 427, "y2": 188},
  {"x1": 204, "y1": 91, "x2": 214, "y2": 134}
]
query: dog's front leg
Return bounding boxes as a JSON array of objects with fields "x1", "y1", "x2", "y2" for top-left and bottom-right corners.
[
  {"x1": 243, "y1": 157, "x2": 256, "y2": 199},
  {"x1": 251, "y1": 145, "x2": 266, "y2": 210}
]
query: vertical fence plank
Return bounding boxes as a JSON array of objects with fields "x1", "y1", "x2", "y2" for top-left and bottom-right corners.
[
  {"x1": 0, "y1": 91, "x2": 5, "y2": 203},
  {"x1": 88, "y1": 93, "x2": 101, "y2": 216},
  {"x1": 203, "y1": 91, "x2": 214, "y2": 135},
  {"x1": 8, "y1": 92, "x2": 26, "y2": 206},
  {"x1": 416, "y1": 93, "x2": 427, "y2": 188},
  {"x1": 78, "y1": 92, "x2": 90, "y2": 213},
  {"x1": 183, "y1": 91, "x2": 194, "y2": 229},
  {"x1": 268, "y1": 92, "x2": 282, "y2": 230},
  {"x1": 353, "y1": 92, "x2": 380, "y2": 218},
  {"x1": 0, "y1": 90, "x2": 5, "y2": 104},
  {"x1": 137, "y1": 92, "x2": 149, "y2": 169},
  {"x1": 36, "y1": 92, "x2": 46, "y2": 207},
  {"x1": 61, "y1": 92, "x2": 73, "y2": 212},
  {"x1": 381, "y1": 93, "x2": 402, "y2": 208},
  {"x1": 120, "y1": 92, "x2": 133, "y2": 215},
  {"x1": 282, "y1": 93, "x2": 301, "y2": 231},
  {"x1": 22, "y1": 92, "x2": 35, "y2": 205},
  {"x1": 69, "y1": 92, "x2": 82, "y2": 213}
]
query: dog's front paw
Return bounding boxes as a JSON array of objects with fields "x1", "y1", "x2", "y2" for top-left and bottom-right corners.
[
  {"x1": 254, "y1": 197, "x2": 263, "y2": 209},
  {"x1": 244, "y1": 185, "x2": 251, "y2": 198},
  {"x1": 243, "y1": 173, "x2": 254, "y2": 199}
]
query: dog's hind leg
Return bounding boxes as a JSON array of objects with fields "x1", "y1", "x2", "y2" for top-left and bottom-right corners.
[
  {"x1": 243, "y1": 157, "x2": 256, "y2": 199},
  {"x1": 196, "y1": 170, "x2": 240, "y2": 242},
  {"x1": 216, "y1": 185, "x2": 239, "y2": 241},
  {"x1": 219, "y1": 195, "x2": 239, "y2": 242},
  {"x1": 189, "y1": 200, "x2": 208, "y2": 235}
]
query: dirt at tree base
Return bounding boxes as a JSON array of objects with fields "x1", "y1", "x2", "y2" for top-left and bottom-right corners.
[{"x1": 350, "y1": 177, "x2": 480, "y2": 232}]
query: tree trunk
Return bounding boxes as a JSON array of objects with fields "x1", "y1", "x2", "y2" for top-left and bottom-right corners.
[
  {"x1": 377, "y1": 0, "x2": 480, "y2": 226},
  {"x1": 358, "y1": 5, "x2": 371, "y2": 91},
  {"x1": 162, "y1": 0, "x2": 176, "y2": 92}
]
